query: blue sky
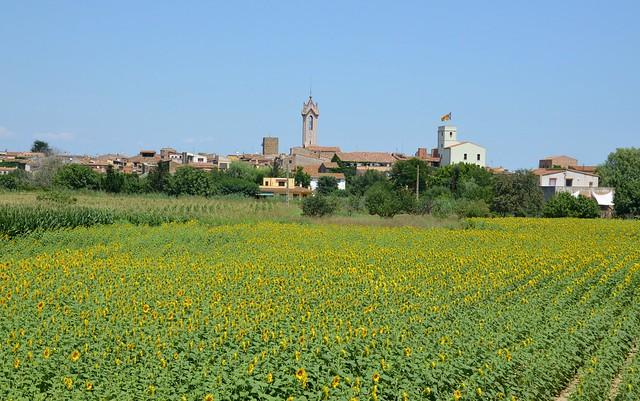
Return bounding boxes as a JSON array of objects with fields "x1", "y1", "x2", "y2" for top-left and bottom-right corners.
[{"x1": 1, "y1": 0, "x2": 638, "y2": 169}]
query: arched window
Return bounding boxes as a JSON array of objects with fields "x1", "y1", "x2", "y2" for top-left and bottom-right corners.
[{"x1": 308, "y1": 116, "x2": 313, "y2": 130}]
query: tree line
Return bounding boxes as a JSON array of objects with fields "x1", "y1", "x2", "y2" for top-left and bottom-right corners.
[{"x1": 2, "y1": 141, "x2": 638, "y2": 219}]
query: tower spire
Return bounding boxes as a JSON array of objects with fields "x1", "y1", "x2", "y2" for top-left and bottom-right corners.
[{"x1": 301, "y1": 94, "x2": 319, "y2": 148}]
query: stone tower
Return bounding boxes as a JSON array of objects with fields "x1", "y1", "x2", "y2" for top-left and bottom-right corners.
[
  {"x1": 262, "y1": 136, "x2": 279, "y2": 155},
  {"x1": 301, "y1": 96, "x2": 319, "y2": 147}
]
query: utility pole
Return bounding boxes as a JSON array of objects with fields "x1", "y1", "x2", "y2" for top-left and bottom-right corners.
[
  {"x1": 286, "y1": 160, "x2": 290, "y2": 206},
  {"x1": 416, "y1": 164, "x2": 420, "y2": 202}
]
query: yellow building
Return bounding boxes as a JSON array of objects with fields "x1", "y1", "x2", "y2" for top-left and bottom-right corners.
[{"x1": 259, "y1": 177, "x2": 311, "y2": 198}]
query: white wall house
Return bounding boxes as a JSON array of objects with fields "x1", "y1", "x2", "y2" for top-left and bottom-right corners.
[
  {"x1": 181, "y1": 152, "x2": 208, "y2": 164},
  {"x1": 537, "y1": 169, "x2": 599, "y2": 187},
  {"x1": 437, "y1": 126, "x2": 486, "y2": 167}
]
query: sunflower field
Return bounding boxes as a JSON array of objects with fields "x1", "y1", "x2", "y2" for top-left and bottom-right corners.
[{"x1": 1, "y1": 219, "x2": 639, "y2": 400}]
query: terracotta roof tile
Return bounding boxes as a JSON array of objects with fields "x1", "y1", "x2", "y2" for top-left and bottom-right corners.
[{"x1": 335, "y1": 152, "x2": 397, "y2": 164}]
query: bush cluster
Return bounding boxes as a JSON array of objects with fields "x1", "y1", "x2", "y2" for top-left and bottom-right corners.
[{"x1": 543, "y1": 192, "x2": 600, "y2": 218}]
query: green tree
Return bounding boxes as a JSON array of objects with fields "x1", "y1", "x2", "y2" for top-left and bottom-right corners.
[
  {"x1": 147, "y1": 161, "x2": 171, "y2": 192},
  {"x1": 103, "y1": 166, "x2": 124, "y2": 193},
  {"x1": 53, "y1": 164, "x2": 101, "y2": 190},
  {"x1": 347, "y1": 170, "x2": 388, "y2": 196},
  {"x1": 226, "y1": 161, "x2": 269, "y2": 184},
  {"x1": 573, "y1": 195, "x2": 601, "y2": 218},
  {"x1": 122, "y1": 173, "x2": 147, "y2": 194},
  {"x1": 294, "y1": 166, "x2": 311, "y2": 188},
  {"x1": 416, "y1": 186, "x2": 452, "y2": 215},
  {"x1": 389, "y1": 158, "x2": 431, "y2": 195},
  {"x1": 31, "y1": 140, "x2": 52, "y2": 155},
  {"x1": 317, "y1": 176, "x2": 338, "y2": 195},
  {"x1": 301, "y1": 195, "x2": 337, "y2": 217},
  {"x1": 431, "y1": 163, "x2": 494, "y2": 202},
  {"x1": 167, "y1": 166, "x2": 215, "y2": 196},
  {"x1": 364, "y1": 182, "x2": 403, "y2": 218},
  {"x1": 215, "y1": 176, "x2": 259, "y2": 197},
  {"x1": 0, "y1": 173, "x2": 19, "y2": 190},
  {"x1": 598, "y1": 148, "x2": 640, "y2": 216},
  {"x1": 491, "y1": 170, "x2": 543, "y2": 217}
]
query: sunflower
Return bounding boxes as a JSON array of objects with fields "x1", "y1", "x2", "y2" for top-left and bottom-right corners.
[
  {"x1": 372, "y1": 372, "x2": 380, "y2": 383},
  {"x1": 142, "y1": 304, "x2": 150, "y2": 313},
  {"x1": 43, "y1": 347, "x2": 51, "y2": 359},
  {"x1": 203, "y1": 394, "x2": 214, "y2": 401},
  {"x1": 331, "y1": 375, "x2": 340, "y2": 388},
  {"x1": 453, "y1": 389, "x2": 462, "y2": 400},
  {"x1": 266, "y1": 372, "x2": 273, "y2": 383},
  {"x1": 85, "y1": 381, "x2": 94, "y2": 391},
  {"x1": 295, "y1": 368, "x2": 307, "y2": 381},
  {"x1": 13, "y1": 358, "x2": 20, "y2": 369},
  {"x1": 63, "y1": 377, "x2": 73, "y2": 390},
  {"x1": 37, "y1": 301, "x2": 45, "y2": 312},
  {"x1": 70, "y1": 350, "x2": 81, "y2": 362}
]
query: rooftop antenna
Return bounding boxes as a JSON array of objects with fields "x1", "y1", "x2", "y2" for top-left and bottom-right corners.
[{"x1": 309, "y1": 77, "x2": 313, "y2": 98}]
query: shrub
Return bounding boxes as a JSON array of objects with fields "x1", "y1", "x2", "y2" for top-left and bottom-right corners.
[
  {"x1": 455, "y1": 199, "x2": 491, "y2": 218},
  {"x1": 301, "y1": 195, "x2": 337, "y2": 217},
  {"x1": 54, "y1": 164, "x2": 102, "y2": 190},
  {"x1": 364, "y1": 183, "x2": 403, "y2": 218},
  {"x1": 0, "y1": 173, "x2": 19, "y2": 190},
  {"x1": 0, "y1": 170, "x2": 31, "y2": 190},
  {"x1": 167, "y1": 166, "x2": 216, "y2": 197},
  {"x1": 573, "y1": 195, "x2": 601, "y2": 218},
  {"x1": 431, "y1": 197, "x2": 457, "y2": 218},
  {"x1": 345, "y1": 196, "x2": 365, "y2": 215},
  {"x1": 543, "y1": 192, "x2": 600, "y2": 218},
  {"x1": 215, "y1": 177, "x2": 259, "y2": 197}
]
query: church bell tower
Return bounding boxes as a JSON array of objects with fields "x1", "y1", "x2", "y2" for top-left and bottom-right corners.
[{"x1": 301, "y1": 96, "x2": 319, "y2": 147}]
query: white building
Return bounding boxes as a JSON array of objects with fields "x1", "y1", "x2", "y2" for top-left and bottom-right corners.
[
  {"x1": 535, "y1": 168, "x2": 599, "y2": 188},
  {"x1": 437, "y1": 126, "x2": 486, "y2": 167},
  {"x1": 181, "y1": 152, "x2": 208, "y2": 164},
  {"x1": 535, "y1": 167, "x2": 615, "y2": 216}
]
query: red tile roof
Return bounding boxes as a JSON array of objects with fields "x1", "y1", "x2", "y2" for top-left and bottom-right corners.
[
  {"x1": 335, "y1": 152, "x2": 397, "y2": 164},
  {"x1": 532, "y1": 168, "x2": 599, "y2": 177},
  {"x1": 305, "y1": 146, "x2": 341, "y2": 152}
]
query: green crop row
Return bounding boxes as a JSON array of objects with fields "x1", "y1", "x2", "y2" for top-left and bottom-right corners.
[{"x1": 0, "y1": 204, "x2": 196, "y2": 238}]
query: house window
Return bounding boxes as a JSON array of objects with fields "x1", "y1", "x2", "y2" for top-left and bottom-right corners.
[
  {"x1": 308, "y1": 116, "x2": 313, "y2": 130},
  {"x1": 589, "y1": 181, "x2": 593, "y2": 187},
  {"x1": 278, "y1": 181, "x2": 285, "y2": 187},
  {"x1": 549, "y1": 178, "x2": 557, "y2": 186},
  {"x1": 477, "y1": 154, "x2": 480, "y2": 161},
  {"x1": 566, "y1": 178, "x2": 573, "y2": 187},
  {"x1": 463, "y1": 153, "x2": 467, "y2": 160},
  {"x1": 449, "y1": 132, "x2": 452, "y2": 138}
]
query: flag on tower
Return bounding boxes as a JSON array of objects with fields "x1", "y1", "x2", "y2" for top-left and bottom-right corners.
[{"x1": 440, "y1": 112, "x2": 452, "y2": 122}]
